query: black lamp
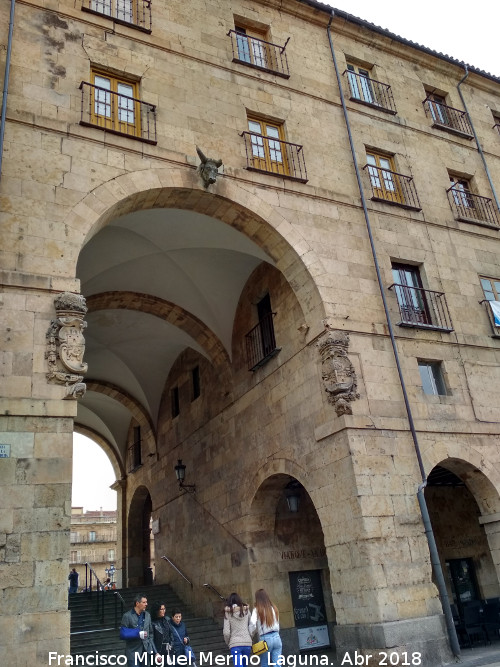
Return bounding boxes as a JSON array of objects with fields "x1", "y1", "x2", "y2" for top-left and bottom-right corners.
[
  {"x1": 174, "y1": 459, "x2": 196, "y2": 493},
  {"x1": 285, "y1": 481, "x2": 301, "y2": 513}
]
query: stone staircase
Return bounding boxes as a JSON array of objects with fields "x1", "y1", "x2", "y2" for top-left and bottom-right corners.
[{"x1": 69, "y1": 584, "x2": 228, "y2": 660}]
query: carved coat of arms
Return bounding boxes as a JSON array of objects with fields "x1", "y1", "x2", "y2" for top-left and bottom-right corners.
[{"x1": 317, "y1": 329, "x2": 359, "y2": 416}]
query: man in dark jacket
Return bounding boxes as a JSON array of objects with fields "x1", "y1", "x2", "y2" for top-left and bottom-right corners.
[{"x1": 120, "y1": 594, "x2": 158, "y2": 666}]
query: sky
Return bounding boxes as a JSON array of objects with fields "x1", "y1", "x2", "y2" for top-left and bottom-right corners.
[
  {"x1": 330, "y1": 0, "x2": 498, "y2": 77},
  {"x1": 71, "y1": 0, "x2": 497, "y2": 510},
  {"x1": 72, "y1": 433, "x2": 117, "y2": 511}
]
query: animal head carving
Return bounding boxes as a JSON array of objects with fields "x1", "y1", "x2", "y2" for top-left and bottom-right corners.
[{"x1": 196, "y1": 146, "x2": 223, "y2": 187}]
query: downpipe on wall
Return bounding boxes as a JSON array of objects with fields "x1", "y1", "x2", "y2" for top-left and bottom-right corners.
[
  {"x1": 326, "y1": 11, "x2": 461, "y2": 660},
  {"x1": 0, "y1": 0, "x2": 16, "y2": 181}
]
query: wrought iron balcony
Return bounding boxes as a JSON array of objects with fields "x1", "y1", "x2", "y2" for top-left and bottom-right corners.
[
  {"x1": 245, "y1": 312, "x2": 280, "y2": 371},
  {"x1": 82, "y1": 0, "x2": 151, "y2": 31},
  {"x1": 79, "y1": 82, "x2": 157, "y2": 144},
  {"x1": 447, "y1": 187, "x2": 499, "y2": 227},
  {"x1": 241, "y1": 132, "x2": 308, "y2": 182},
  {"x1": 422, "y1": 97, "x2": 473, "y2": 138},
  {"x1": 71, "y1": 534, "x2": 117, "y2": 544},
  {"x1": 343, "y1": 70, "x2": 397, "y2": 114},
  {"x1": 388, "y1": 284, "x2": 453, "y2": 332},
  {"x1": 228, "y1": 30, "x2": 290, "y2": 78},
  {"x1": 363, "y1": 164, "x2": 421, "y2": 210}
]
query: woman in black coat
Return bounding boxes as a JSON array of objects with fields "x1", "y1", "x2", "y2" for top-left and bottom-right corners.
[{"x1": 152, "y1": 601, "x2": 174, "y2": 662}]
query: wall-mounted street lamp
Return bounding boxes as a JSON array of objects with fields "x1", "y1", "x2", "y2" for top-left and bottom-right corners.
[
  {"x1": 285, "y1": 481, "x2": 302, "y2": 513},
  {"x1": 174, "y1": 459, "x2": 196, "y2": 493}
]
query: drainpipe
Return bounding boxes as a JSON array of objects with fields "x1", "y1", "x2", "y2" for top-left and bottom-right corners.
[
  {"x1": 457, "y1": 65, "x2": 500, "y2": 212},
  {"x1": 326, "y1": 11, "x2": 460, "y2": 659},
  {"x1": 0, "y1": 0, "x2": 16, "y2": 181}
]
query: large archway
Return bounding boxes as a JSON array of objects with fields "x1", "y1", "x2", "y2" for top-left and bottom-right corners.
[{"x1": 425, "y1": 459, "x2": 500, "y2": 645}]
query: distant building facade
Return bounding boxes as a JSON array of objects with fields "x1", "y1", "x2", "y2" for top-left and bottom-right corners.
[{"x1": 70, "y1": 507, "x2": 117, "y2": 586}]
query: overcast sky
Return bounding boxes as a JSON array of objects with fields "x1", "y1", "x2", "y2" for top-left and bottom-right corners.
[
  {"x1": 71, "y1": 0, "x2": 497, "y2": 511},
  {"x1": 331, "y1": 0, "x2": 498, "y2": 77}
]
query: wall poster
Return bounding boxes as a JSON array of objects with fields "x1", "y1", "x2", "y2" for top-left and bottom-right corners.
[{"x1": 289, "y1": 570, "x2": 330, "y2": 650}]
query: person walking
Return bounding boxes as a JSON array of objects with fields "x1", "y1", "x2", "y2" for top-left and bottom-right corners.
[
  {"x1": 249, "y1": 589, "x2": 282, "y2": 667},
  {"x1": 120, "y1": 593, "x2": 158, "y2": 666},
  {"x1": 152, "y1": 601, "x2": 174, "y2": 663},
  {"x1": 170, "y1": 609, "x2": 197, "y2": 666},
  {"x1": 68, "y1": 568, "x2": 79, "y2": 594},
  {"x1": 223, "y1": 592, "x2": 252, "y2": 667}
]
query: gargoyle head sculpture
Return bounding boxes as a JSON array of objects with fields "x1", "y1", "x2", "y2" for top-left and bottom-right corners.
[{"x1": 196, "y1": 146, "x2": 222, "y2": 187}]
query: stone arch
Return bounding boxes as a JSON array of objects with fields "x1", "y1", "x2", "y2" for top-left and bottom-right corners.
[
  {"x1": 66, "y1": 167, "x2": 327, "y2": 334},
  {"x1": 86, "y1": 291, "x2": 231, "y2": 386},
  {"x1": 85, "y1": 380, "x2": 157, "y2": 465},
  {"x1": 422, "y1": 442, "x2": 500, "y2": 516}
]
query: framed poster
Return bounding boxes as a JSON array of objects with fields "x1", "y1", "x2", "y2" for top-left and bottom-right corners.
[{"x1": 297, "y1": 625, "x2": 330, "y2": 650}]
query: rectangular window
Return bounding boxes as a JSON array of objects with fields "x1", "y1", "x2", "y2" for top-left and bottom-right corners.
[
  {"x1": 91, "y1": 70, "x2": 140, "y2": 136},
  {"x1": 108, "y1": 549, "x2": 115, "y2": 561},
  {"x1": 347, "y1": 63, "x2": 375, "y2": 104},
  {"x1": 427, "y1": 92, "x2": 450, "y2": 126},
  {"x1": 418, "y1": 361, "x2": 447, "y2": 395},
  {"x1": 171, "y1": 386, "x2": 180, "y2": 418},
  {"x1": 89, "y1": 531, "x2": 96, "y2": 542},
  {"x1": 235, "y1": 25, "x2": 268, "y2": 69},
  {"x1": 449, "y1": 175, "x2": 474, "y2": 210},
  {"x1": 191, "y1": 366, "x2": 200, "y2": 400},
  {"x1": 481, "y1": 277, "x2": 500, "y2": 302},
  {"x1": 71, "y1": 550, "x2": 78, "y2": 562},
  {"x1": 247, "y1": 117, "x2": 288, "y2": 175},
  {"x1": 366, "y1": 152, "x2": 402, "y2": 203},
  {"x1": 391, "y1": 263, "x2": 431, "y2": 325}
]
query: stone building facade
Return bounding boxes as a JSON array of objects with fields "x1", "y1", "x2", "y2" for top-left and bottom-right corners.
[
  {"x1": 70, "y1": 507, "x2": 117, "y2": 585},
  {"x1": 1, "y1": 0, "x2": 500, "y2": 664}
]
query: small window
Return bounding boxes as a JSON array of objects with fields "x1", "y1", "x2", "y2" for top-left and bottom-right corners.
[
  {"x1": 449, "y1": 175, "x2": 474, "y2": 210},
  {"x1": 426, "y1": 92, "x2": 450, "y2": 125},
  {"x1": 391, "y1": 263, "x2": 431, "y2": 326},
  {"x1": 247, "y1": 117, "x2": 288, "y2": 176},
  {"x1": 88, "y1": 531, "x2": 96, "y2": 542},
  {"x1": 366, "y1": 152, "x2": 402, "y2": 203},
  {"x1": 481, "y1": 276, "x2": 500, "y2": 302},
  {"x1": 83, "y1": 0, "x2": 151, "y2": 31},
  {"x1": 191, "y1": 366, "x2": 200, "y2": 400},
  {"x1": 171, "y1": 386, "x2": 180, "y2": 418},
  {"x1": 418, "y1": 361, "x2": 447, "y2": 396},
  {"x1": 347, "y1": 63, "x2": 375, "y2": 105},
  {"x1": 235, "y1": 25, "x2": 269, "y2": 68},
  {"x1": 108, "y1": 549, "x2": 115, "y2": 561},
  {"x1": 91, "y1": 70, "x2": 140, "y2": 136}
]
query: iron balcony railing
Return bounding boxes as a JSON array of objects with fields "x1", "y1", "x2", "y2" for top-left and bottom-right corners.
[
  {"x1": 343, "y1": 70, "x2": 397, "y2": 114},
  {"x1": 363, "y1": 164, "x2": 421, "y2": 210},
  {"x1": 389, "y1": 284, "x2": 453, "y2": 332},
  {"x1": 228, "y1": 30, "x2": 290, "y2": 78},
  {"x1": 241, "y1": 132, "x2": 308, "y2": 182},
  {"x1": 245, "y1": 312, "x2": 280, "y2": 371},
  {"x1": 79, "y1": 82, "x2": 157, "y2": 144},
  {"x1": 82, "y1": 0, "x2": 151, "y2": 32},
  {"x1": 422, "y1": 97, "x2": 473, "y2": 138},
  {"x1": 447, "y1": 187, "x2": 499, "y2": 227},
  {"x1": 127, "y1": 438, "x2": 142, "y2": 473},
  {"x1": 70, "y1": 534, "x2": 117, "y2": 543}
]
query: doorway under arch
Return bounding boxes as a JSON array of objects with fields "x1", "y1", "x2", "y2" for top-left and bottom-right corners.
[{"x1": 128, "y1": 486, "x2": 154, "y2": 587}]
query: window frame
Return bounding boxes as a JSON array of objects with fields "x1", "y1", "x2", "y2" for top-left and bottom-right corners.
[
  {"x1": 391, "y1": 263, "x2": 432, "y2": 326},
  {"x1": 247, "y1": 116, "x2": 289, "y2": 176},
  {"x1": 366, "y1": 151, "x2": 403, "y2": 203},
  {"x1": 90, "y1": 69, "x2": 141, "y2": 137},
  {"x1": 418, "y1": 360, "x2": 447, "y2": 396},
  {"x1": 346, "y1": 63, "x2": 376, "y2": 105},
  {"x1": 234, "y1": 24, "x2": 269, "y2": 69}
]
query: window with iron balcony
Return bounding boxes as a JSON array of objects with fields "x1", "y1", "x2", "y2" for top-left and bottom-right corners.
[
  {"x1": 245, "y1": 293, "x2": 281, "y2": 371},
  {"x1": 82, "y1": 0, "x2": 152, "y2": 32},
  {"x1": 79, "y1": 70, "x2": 157, "y2": 144},
  {"x1": 343, "y1": 62, "x2": 397, "y2": 114},
  {"x1": 389, "y1": 263, "x2": 453, "y2": 332},
  {"x1": 228, "y1": 20, "x2": 290, "y2": 78},
  {"x1": 241, "y1": 117, "x2": 307, "y2": 183},
  {"x1": 422, "y1": 91, "x2": 473, "y2": 139},
  {"x1": 363, "y1": 151, "x2": 421, "y2": 210},
  {"x1": 447, "y1": 174, "x2": 499, "y2": 228}
]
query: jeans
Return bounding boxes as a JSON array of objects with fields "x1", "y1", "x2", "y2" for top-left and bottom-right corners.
[
  {"x1": 230, "y1": 646, "x2": 252, "y2": 667},
  {"x1": 259, "y1": 632, "x2": 282, "y2": 667}
]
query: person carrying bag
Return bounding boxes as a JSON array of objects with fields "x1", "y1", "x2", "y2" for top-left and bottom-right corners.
[{"x1": 249, "y1": 589, "x2": 282, "y2": 667}]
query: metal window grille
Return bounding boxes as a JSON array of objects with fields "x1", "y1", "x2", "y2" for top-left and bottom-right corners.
[
  {"x1": 82, "y1": 0, "x2": 152, "y2": 32},
  {"x1": 388, "y1": 284, "x2": 453, "y2": 331},
  {"x1": 228, "y1": 30, "x2": 290, "y2": 78},
  {"x1": 245, "y1": 312, "x2": 279, "y2": 371}
]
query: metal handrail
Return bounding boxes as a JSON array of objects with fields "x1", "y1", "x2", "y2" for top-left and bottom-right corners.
[
  {"x1": 161, "y1": 556, "x2": 193, "y2": 587},
  {"x1": 203, "y1": 583, "x2": 225, "y2": 600},
  {"x1": 113, "y1": 590, "x2": 125, "y2": 628},
  {"x1": 83, "y1": 562, "x2": 106, "y2": 623}
]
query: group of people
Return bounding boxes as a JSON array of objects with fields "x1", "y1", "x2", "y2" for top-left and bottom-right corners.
[
  {"x1": 120, "y1": 594, "x2": 196, "y2": 667},
  {"x1": 120, "y1": 588, "x2": 282, "y2": 667},
  {"x1": 223, "y1": 589, "x2": 282, "y2": 667}
]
